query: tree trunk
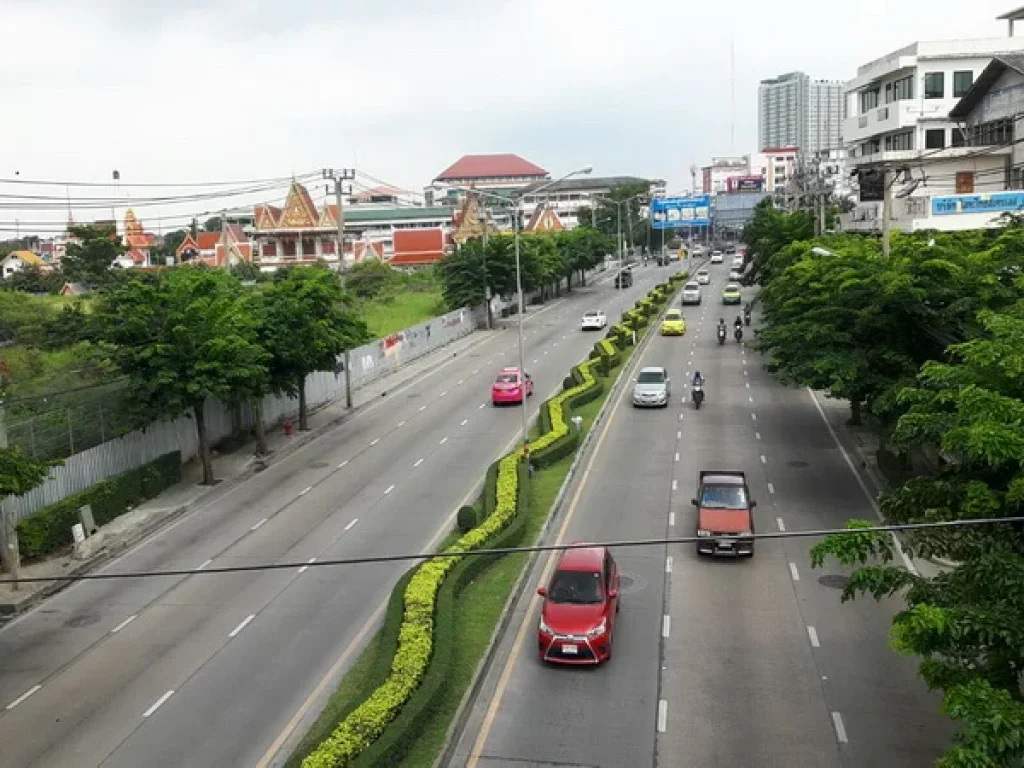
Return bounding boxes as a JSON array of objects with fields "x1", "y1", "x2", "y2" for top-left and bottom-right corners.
[
  {"x1": 848, "y1": 398, "x2": 862, "y2": 426},
  {"x1": 580, "y1": 269, "x2": 587, "y2": 287},
  {"x1": 253, "y1": 398, "x2": 268, "y2": 455},
  {"x1": 298, "y1": 377, "x2": 309, "y2": 431},
  {"x1": 194, "y1": 400, "x2": 215, "y2": 485}
]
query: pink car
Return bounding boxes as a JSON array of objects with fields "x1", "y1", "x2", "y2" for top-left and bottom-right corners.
[{"x1": 492, "y1": 367, "x2": 533, "y2": 405}]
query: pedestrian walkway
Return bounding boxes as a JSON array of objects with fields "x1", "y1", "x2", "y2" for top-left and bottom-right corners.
[{"x1": 0, "y1": 328, "x2": 502, "y2": 615}]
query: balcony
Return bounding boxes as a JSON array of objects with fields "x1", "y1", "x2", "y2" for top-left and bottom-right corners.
[{"x1": 843, "y1": 101, "x2": 948, "y2": 144}]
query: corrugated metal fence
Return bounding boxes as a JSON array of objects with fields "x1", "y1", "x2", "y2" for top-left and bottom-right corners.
[{"x1": 6, "y1": 307, "x2": 475, "y2": 522}]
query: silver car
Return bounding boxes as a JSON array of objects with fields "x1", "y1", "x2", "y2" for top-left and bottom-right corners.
[{"x1": 632, "y1": 366, "x2": 671, "y2": 408}]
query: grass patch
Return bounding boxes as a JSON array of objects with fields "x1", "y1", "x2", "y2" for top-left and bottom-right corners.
[{"x1": 359, "y1": 291, "x2": 445, "y2": 339}]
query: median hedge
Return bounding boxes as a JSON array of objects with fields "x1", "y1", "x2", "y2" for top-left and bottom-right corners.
[
  {"x1": 16, "y1": 451, "x2": 182, "y2": 560},
  {"x1": 300, "y1": 273, "x2": 686, "y2": 768}
]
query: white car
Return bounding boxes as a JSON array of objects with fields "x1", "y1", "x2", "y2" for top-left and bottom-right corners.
[
  {"x1": 696, "y1": 269, "x2": 710, "y2": 285},
  {"x1": 728, "y1": 269, "x2": 742, "y2": 281},
  {"x1": 710, "y1": 251, "x2": 724, "y2": 264},
  {"x1": 681, "y1": 282, "x2": 702, "y2": 305},
  {"x1": 732, "y1": 256, "x2": 744, "y2": 269},
  {"x1": 581, "y1": 310, "x2": 607, "y2": 331}
]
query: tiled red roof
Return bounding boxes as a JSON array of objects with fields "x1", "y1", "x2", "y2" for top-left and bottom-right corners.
[
  {"x1": 127, "y1": 248, "x2": 147, "y2": 265},
  {"x1": 435, "y1": 154, "x2": 548, "y2": 182},
  {"x1": 197, "y1": 232, "x2": 221, "y2": 250},
  {"x1": 390, "y1": 228, "x2": 446, "y2": 266},
  {"x1": 354, "y1": 241, "x2": 385, "y2": 262}
]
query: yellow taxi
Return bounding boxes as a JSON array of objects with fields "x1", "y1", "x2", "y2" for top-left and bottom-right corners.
[
  {"x1": 660, "y1": 309, "x2": 686, "y2": 336},
  {"x1": 721, "y1": 283, "x2": 742, "y2": 305}
]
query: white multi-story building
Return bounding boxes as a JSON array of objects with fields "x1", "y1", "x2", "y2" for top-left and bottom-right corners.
[
  {"x1": 758, "y1": 72, "x2": 844, "y2": 154},
  {"x1": 755, "y1": 147, "x2": 800, "y2": 195},
  {"x1": 842, "y1": 21, "x2": 1024, "y2": 232},
  {"x1": 701, "y1": 156, "x2": 750, "y2": 195},
  {"x1": 516, "y1": 176, "x2": 665, "y2": 229}
]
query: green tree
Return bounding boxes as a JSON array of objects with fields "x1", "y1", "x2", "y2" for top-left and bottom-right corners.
[
  {"x1": 741, "y1": 199, "x2": 814, "y2": 286},
  {"x1": 436, "y1": 237, "x2": 518, "y2": 315},
  {"x1": 203, "y1": 216, "x2": 222, "y2": 233},
  {"x1": 151, "y1": 228, "x2": 189, "y2": 266},
  {"x1": 260, "y1": 266, "x2": 370, "y2": 431},
  {"x1": 0, "y1": 445, "x2": 61, "y2": 577},
  {"x1": 2, "y1": 265, "x2": 64, "y2": 295},
  {"x1": 344, "y1": 260, "x2": 401, "y2": 300},
  {"x1": 230, "y1": 260, "x2": 264, "y2": 282},
  {"x1": 62, "y1": 224, "x2": 126, "y2": 288},
  {"x1": 93, "y1": 266, "x2": 268, "y2": 484}
]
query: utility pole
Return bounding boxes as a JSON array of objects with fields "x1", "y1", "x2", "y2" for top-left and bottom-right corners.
[
  {"x1": 0, "y1": 391, "x2": 17, "y2": 590},
  {"x1": 481, "y1": 198, "x2": 492, "y2": 330},
  {"x1": 323, "y1": 168, "x2": 356, "y2": 407},
  {"x1": 882, "y1": 168, "x2": 892, "y2": 258}
]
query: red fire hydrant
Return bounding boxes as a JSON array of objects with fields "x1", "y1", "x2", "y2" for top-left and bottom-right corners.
[{"x1": 284, "y1": 420, "x2": 294, "y2": 437}]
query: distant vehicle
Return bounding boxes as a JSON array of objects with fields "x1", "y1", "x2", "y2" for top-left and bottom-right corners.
[
  {"x1": 680, "y1": 281, "x2": 702, "y2": 306},
  {"x1": 661, "y1": 309, "x2": 686, "y2": 336},
  {"x1": 725, "y1": 244, "x2": 737, "y2": 255},
  {"x1": 728, "y1": 269, "x2": 742, "y2": 281},
  {"x1": 722, "y1": 283, "x2": 742, "y2": 305},
  {"x1": 692, "y1": 470, "x2": 756, "y2": 557},
  {"x1": 732, "y1": 255, "x2": 744, "y2": 269},
  {"x1": 632, "y1": 366, "x2": 671, "y2": 408},
  {"x1": 614, "y1": 270, "x2": 634, "y2": 289},
  {"x1": 668, "y1": 251, "x2": 680, "y2": 262},
  {"x1": 492, "y1": 367, "x2": 533, "y2": 405},
  {"x1": 537, "y1": 544, "x2": 619, "y2": 664},
  {"x1": 696, "y1": 269, "x2": 710, "y2": 285},
  {"x1": 581, "y1": 310, "x2": 607, "y2": 331},
  {"x1": 710, "y1": 251, "x2": 724, "y2": 264}
]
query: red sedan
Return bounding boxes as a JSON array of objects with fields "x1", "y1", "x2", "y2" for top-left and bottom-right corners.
[
  {"x1": 491, "y1": 367, "x2": 533, "y2": 405},
  {"x1": 537, "y1": 544, "x2": 619, "y2": 664}
]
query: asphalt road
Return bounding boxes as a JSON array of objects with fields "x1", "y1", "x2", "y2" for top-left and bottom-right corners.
[
  {"x1": 0, "y1": 261, "x2": 678, "y2": 768},
  {"x1": 450, "y1": 265, "x2": 956, "y2": 768}
]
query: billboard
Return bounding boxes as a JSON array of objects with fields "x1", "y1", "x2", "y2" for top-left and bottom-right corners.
[
  {"x1": 727, "y1": 175, "x2": 765, "y2": 193},
  {"x1": 651, "y1": 195, "x2": 712, "y2": 229}
]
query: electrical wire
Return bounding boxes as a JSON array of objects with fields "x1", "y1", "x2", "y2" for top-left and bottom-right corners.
[{"x1": 1, "y1": 517, "x2": 1020, "y2": 585}]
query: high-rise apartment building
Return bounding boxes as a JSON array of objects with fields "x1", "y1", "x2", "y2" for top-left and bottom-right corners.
[{"x1": 758, "y1": 71, "x2": 844, "y2": 154}]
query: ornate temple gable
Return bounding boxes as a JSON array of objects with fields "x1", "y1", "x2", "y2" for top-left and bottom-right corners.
[
  {"x1": 255, "y1": 205, "x2": 280, "y2": 230},
  {"x1": 525, "y1": 204, "x2": 564, "y2": 232},
  {"x1": 452, "y1": 192, "x2": 488, "y2": 245},
  {"x1": 279, "y1": 181, "x2": 319, "y2": 229},
  {"x1": 319, "y1": 204, "x2": 338, "y2": 227}
]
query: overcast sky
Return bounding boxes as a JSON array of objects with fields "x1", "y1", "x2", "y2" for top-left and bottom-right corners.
[{"x1": 3, "y1": 0, "x2": 1021, "y2": 234}]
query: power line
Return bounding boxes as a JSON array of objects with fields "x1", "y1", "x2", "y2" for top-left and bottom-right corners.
[
  {"x1": 1, "y1": 517, "x2": 1018, "y2": 585},
  {"x1": 0, "y1": 173, "x2": 311, "y2": 189}
]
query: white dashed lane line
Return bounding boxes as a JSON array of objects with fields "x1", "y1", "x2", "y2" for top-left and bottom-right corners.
[
  {"x1": 460, "y1": 419, "x2": 468, "y2": 426},
  {"x1": 370, "y1": 438, "x2": 380, "y2": 446},
  {"x1": 439, "y1": 437, "x2": 448, "y2": 445},
  {"x1": 197, "y1": 558, "x2": 212, "y2": 571},
  {"x1": 111, "y1": 615, "x2": 137, "y2": 634},
  {"x1": 662, "y1": 615, "x2": 671, "y2": 638},
  {"x1": 789, "y1": 562, "x2": 801, "y2": 581},
  {"x1": 674, "y1": 452, "x2": 680, "y2": 462},
  {"x1": 755, "y1": 432, "x2": 761, "y2": 440},
  {"x1": 665, "y1": 556, "x2": 673, "y2": 573},
  {"x1": 228, "y1": 614, "x2": 255, "y2": 638},
  {"x1": 344, "y1": 518, "x2": 359, "y2": 531},
  {"x1": 832, "y1": 712, "x2": 849, "y2": 743},
  {"x1": 397, "y1": 420, "x2": 406, "y2": 427},
  {"x1": 337, "y1": 459, "x2": 349, "y2": 469},
  {"x1": 414, "y1": 458, "x2": 424, "y2": 468},
  {"x1": 479, "y1": 403, "x2": 486, "y2": 409},
  {"x1": 298, "y1": 557, "x2": 316, "y2": 574},
  {"x1": 143, "y1": 690, "x2": 175, "y2": 718},
  {"x1": 250, "y1": 518, "x2": 268, "y2": 532},
  {"x1": 299, "y1": 486, "x2": 311, "y2": 496},
  {"x1": 807, "y1": 626, "x2": 820, "y2": 648},
  {"x1": 657, "y1": 700, "x2": 668, "y2": 733},
  {"x1": 6, "y1": 685, "x2": 41, "y2": 711},
  {"x1": 419, "y1": 405, "x2": 427, "y2": 412},
  {"x1": 669, "y1": 512, "x2": 675, "y2": 527},
  {"x1": 751, "y1": 413, "x2": 757, "y2": 421},
  {"x1": 760, "y1": 455, "x2": 767, "y2": 464},
  {"x1": 776, "y1": 516, "x2": 785, "y2": 531},
  {"x1": 384, "y1": 484, "x2": 395, "y2": 495},
  {"x1": 440, "y1": 391, "x2": 448, "y2": 398},
  {"x1": 671, "y1": 479, "x2": 678, "y2": 491}
]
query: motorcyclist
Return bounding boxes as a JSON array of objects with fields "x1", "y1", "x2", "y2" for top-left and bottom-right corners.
[
  {"x1": 734, "y1": 315, "x2": 743, "y2": 328},
  {"x1": 692, "y1": 370, "x2": 704, "y2": 388}
]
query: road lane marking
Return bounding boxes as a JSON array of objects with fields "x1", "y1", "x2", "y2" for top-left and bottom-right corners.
[
  {"x1": 337, "y1": 460, "x2": 349, "y2": 469},
  {"x1": 439, "y1": 436, "x2": 448, "y2": 445},
  {"x1": 300, "y1": 486, "x2": 311, "y2": 496},
  {"x1": 672, "y1": 479, "x2": 678, "y2": 491},
  {"x1": 197, "y1": 558, "x2": 212, "y2": 571},
  {"x1": 669, "y1": 512, "x2": 675, "y2": 527},
  {"x1": 458, "y1": 379, "x2": 464, "y2": 385},
  {"x1": 674, "y1": 452, "x2": 680, "y2": 462},
  {"x1": 111, "y1": 615, "x2": 137, "y2": 634},
  {"x1": 229, "y1": 614, "x2": 256, "y2": 638},
  {"x1": 250, "y1": 518, "x2": 268, "y2": 531},
  {"x1": 479, "y1": 403, "x2": 485, "y2": 409},
  {"x1": 370, "y1": 438, "x2": 380, "y2": 446},
  {"x1": 807, "y1": 626, "x2": 820, "y2": 648},
  {"x1": 461, "y1": 419, "x2": 468, "y2": 426},
  {"x1": 473, "y1": 369, "x2": 479, "y2": 374},
  {"x1": 662, "y1": 615, "x2": 671, "y2": 638},
  {"x1": 665, "y1": 556, "x2": 673, "y2": 573},
  {"x1": 760, "y1": 455, "x2": 767, "y2": 464},
  {"x1": 419, "y1": 405, "x2": 427, "y2": 412},
  {"x1": 397, "y1": 420, "x2": 406, "y2": 427},
  {"x1": 806, "y1": 387, "x2": 918, "y2": 574},
  {"x1": 746, "y1": 382, "x2": 750, "y2": 388},
  {"x1": 776, "y1": 517, "x2": 785, "y2": 531},
  {"x1": 789, "y1": 562, "x2": 800, "y2": 581},
  {"x1": 143, "y1": 690, "x2": 175, "y2": 718},
  {"x1": 679, "y1": 413, "x2": 684, "y2": 421},
  {"x1": 742, "y1": 358, "x2": 746, "y2": 365},
  {"x1": 677, "y1": 431, "x2": 682, "y2": 439},
  {"x1": 298, "y1": 557, "x2": 317, "y2": 574},
  {"x1": 345, "y1": 519, "x2": 359, "y2": 531},
  {"x1": 384, "y1": 484, "x2": 395, "y2": 495},
  {"x1": 751, "y1": 413, "x2": 757, "y2": 421},
  {"x1": 768, "y1": 482, "x2": 775, "y2": 494},
  {"x1": 657, "y1": 700, "x2": 668, "y2": 733},
  {"x1": 6, "y1": 685, "x2": 41, "y2": 710},
  {"x1": 414, "y1": 458, "x2": 424, "y2": 467},
  {"x1": 749, "y1": 396, "x2": 754, "y2": 403},
  {"x1": 832, "y1": 712, "x2": 848, "y2": 743},
  {"x1": 755, "y1": 431, "x2": 761, "y2": 440}
]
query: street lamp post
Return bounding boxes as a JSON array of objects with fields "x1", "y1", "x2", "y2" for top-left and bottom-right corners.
[{"x1": 437, "y1": 165, "x2": 592, "y2": 464}]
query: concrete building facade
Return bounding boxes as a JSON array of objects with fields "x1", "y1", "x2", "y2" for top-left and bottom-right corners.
[{"x1": 758, "y1": 71, "x2": 844, "y2": 154}]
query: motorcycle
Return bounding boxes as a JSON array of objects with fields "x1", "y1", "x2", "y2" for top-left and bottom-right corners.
[
  {"x1": 717, "y1": 326, "x2": 727, "y2": 345},
  {"x1": 691, "y1": 384, "x2": 704, "y2": 410},
  {"x1": 744, "y1": 309, "x2": 751, "y2": 326},
  {"x1": 734, "y1": 326, "x2": 743, "y2": 343}
]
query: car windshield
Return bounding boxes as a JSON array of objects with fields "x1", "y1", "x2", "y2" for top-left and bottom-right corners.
[
  {"x1": 700, "y1": 484, "x2": 748, "y2": 509},
  {"x1": 637, "y1": 370, "x2": 665, "y2": 384},
  {"x1": 584, "y1": 312, "x2": 599, "y2": 318},
  {"x1": 548, "y1": 569, "x2": 603, "y2": 604},
  {"x1": 496, "y1": 373, "x2": 519, "y2": 384},
  {"x1": 665, "y1": 311, "x2": 682, "y2": 321},
  {"x1": 725, "y1": 284, "x2": 740, "y2": 292}
]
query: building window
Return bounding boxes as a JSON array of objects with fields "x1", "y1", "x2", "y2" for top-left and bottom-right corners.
[
  {"x1": 950, "y1": 128, "x2": 967, "y2": 147},
  {"x1": 968, "y1": 118, "x2": 1013, "y2": 146},
  {"x1": 884, "y1": 130, "x2": 914, "y2": 151},
  {"x1": 893, "y1": 75, "x2": 913, "y2": 101},
  {"x1": 860, "y1": 89, "x2": 879, "y2": 112},
  {"x1": 925, "y1": 129, "x2": 946, "y2": 149},
  {"x1": 953, "y1": 71, "x2": 974, "y2": 97},
  {"x1": 924, "y1": 72, "x2": 945, "y2": 99}
]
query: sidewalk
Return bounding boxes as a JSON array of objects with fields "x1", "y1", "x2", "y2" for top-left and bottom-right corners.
[
  {"x1": 0, "y1": 328, "x2": 503, "y2": 616},
  {"x1": 810, "y1": 390, "x2": 954, "y2": 579}
]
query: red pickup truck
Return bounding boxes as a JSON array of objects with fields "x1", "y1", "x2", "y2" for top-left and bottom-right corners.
[{"x1": 692, "y1": 470, "x2": 757, "y2": 557}]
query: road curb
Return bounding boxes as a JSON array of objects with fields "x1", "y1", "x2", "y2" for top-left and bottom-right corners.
[{"x1": 436, "y1": 275, "x2": 687, "y2": 768}]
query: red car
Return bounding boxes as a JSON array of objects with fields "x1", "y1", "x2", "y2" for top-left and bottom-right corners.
[
  {"x1": 537, "y1": 544, "x2": 619, "y2": 664},
  {"x1": 491, "y1": 367, "x2": 533, "y2": 405}
]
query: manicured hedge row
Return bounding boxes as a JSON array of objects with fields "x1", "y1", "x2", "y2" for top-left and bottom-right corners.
[
  {"x1": 302, "y1": 276, "x2": 685, "y2": 768},
  {"x1": 16, "y1": 451, "x2": 182, "y2": 560}
]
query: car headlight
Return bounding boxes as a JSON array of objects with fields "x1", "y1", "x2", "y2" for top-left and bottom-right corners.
[
  {"x1": 697, "y1": 529, "x2": 712, "y2": 537},
  {"x1": 587, "y1": 618, "x2": 607, "y2": 637},
  {"x1": 539, "y1": 618, "x2": 552, "y2": 635}
]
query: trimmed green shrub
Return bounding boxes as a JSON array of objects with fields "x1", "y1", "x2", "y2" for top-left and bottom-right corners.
[
  {"x1": 456, "y1": 505, "x2": 478, "y2": 533},
  {"x1": 16, "y1": 452, "x2": 182, "y2": 560}
]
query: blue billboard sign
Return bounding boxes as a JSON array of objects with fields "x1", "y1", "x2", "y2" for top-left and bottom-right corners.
[
  {"x1": 932, "y1": 192, "x2": 1024, "y2": 216},
  {"x1": 651, "y1": 195, "x2": 712, "y2": 229}
]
